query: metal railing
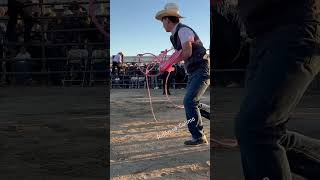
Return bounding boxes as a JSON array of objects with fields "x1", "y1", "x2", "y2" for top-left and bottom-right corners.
[
  {"x1": 110, "y1": 74, "x2": 188, "y2": 89},
  {"x1": 0, "y1": 0, "x2": 108, "y2": 86}
]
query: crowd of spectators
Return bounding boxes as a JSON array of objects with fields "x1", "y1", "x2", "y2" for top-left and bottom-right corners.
[
  {"x1": 0, "y1": 0, "x2": 108, "y2": 86},
  {"x1": 110, "y1": 60, "x2": 188, "y2": 90}
]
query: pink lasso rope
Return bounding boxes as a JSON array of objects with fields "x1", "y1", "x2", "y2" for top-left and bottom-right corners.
[{"x1": 137, "y1": 49, "x2": 184, "y2": 122}]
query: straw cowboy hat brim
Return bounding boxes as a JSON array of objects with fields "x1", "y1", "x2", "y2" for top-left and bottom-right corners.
[
  {"x1": 155, "y1": 9, "x2": 184, "y2": 20},
  {"x1": 155, "y1": 3, "x2": 184, "y2": 21}
]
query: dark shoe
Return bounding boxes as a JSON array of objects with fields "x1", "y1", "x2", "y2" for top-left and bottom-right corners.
[{"x1": 184, "y1": 136, "x2": 208, "y2": 146}]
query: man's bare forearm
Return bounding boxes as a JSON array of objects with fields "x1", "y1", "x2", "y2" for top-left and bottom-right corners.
[{"x1": 175, "y1": 41, "x2": 193, "y2": 63}]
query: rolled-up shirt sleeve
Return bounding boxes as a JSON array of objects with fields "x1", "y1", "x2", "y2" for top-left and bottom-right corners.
[{"x1": 178, "y1": 27, "x2": 195, "y2": 46}]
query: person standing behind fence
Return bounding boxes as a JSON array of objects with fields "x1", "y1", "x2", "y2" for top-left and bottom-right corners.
[
  {"x1": 0, "y1": 7, "x2": 6, "y2": 83},
  {"x1": 112, "y1": 52, "x2": 123, "y2": 76},
  {"x1": 6, "y1": 0, "x2": 33, "y2": 42},
  {"x1": 13, "y1": 46, "x2": 31, "y2": 85}
]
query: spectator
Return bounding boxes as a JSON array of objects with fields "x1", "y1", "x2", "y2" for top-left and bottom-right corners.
[
  {"x1": 0, "y1": 7, "x2": 6, "y2": 57},
  {"x1": 30, "y1": 22, "x2": 42, "y2": 41},
  {"x1": 47, "y1": 17, "x2": 65, "y2": 43},
  {"x1": 0, "y1": 7, "x2": 6, "y2": 33},
  {"x1": 13, "y1": 46, "x2": 32, "y2": 84},
  {"x1": 15, "y1": 18, "x2": 25, "y2": 43},
  {"x1": 6, "y1": 0, "x2": 33, "y2": 42},
  {"x1": 43, "y1": 7, "x2": 56, "y2": 41},
  {"x1": 112, "y1": 52, "x2": 123, "y2": 76},
  {"x1": 15, "y1": 46, "x2": 31, "y2": 60},
  {"x1": 69, "y1": 1, "x2": 86, "y2": 16},
  {"x1": 29, "y1": 20, "x2": 43, "y2": 81},
  {"x1": 173, "y1": 62, "x2": 187, "y2": 89},
  {"x1": 46, "y1": 15, "x2": 67, "y2": 86},
  {"x1": 63, "y1": 0, "x2": 89, "y2": 46}
]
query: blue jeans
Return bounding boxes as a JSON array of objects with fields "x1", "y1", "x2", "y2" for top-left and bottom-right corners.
[
  {"x1": 13, "y1": 60, "x2": 31, "y2": 84},
  {"x1": 235, "y1": 23, "x2": 320, "y2": 180},
  {"x1": 184, "y1": 62, "x2": 210, "y2": 139}
]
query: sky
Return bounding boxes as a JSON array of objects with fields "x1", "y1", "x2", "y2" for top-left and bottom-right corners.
[{"x1": 110, "y1": 0, "x2": 210, "y2": 56}]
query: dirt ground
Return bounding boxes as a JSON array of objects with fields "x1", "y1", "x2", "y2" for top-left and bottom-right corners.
[
  {"x1": 2, "y1": 87, "x2": 316, "y2": 180},
  {"x1": 110, "y1": 89, "x2": 210, "y2": 180},
  {"x1": 213, "y1": 88, "x2": 320, "y2": 180},
  {"x1": 0, "y1": 87, "x2": 107, "y2": 180}
]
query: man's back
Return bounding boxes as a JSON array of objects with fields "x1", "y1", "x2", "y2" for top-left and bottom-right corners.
[{"x1": 112, "y1": 54, "x2": 121, "y2": 63}]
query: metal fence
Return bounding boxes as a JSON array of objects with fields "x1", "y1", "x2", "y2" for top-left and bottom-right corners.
[
  {"x1": 110, "y1": 68, "x2": 320, "y2": 90},
  {"x1": 0, "y1": 0, "x2": 108, "y2": 86},
  {"x1": 110, "y1": 74, "x2": 188, "y2": 89}
]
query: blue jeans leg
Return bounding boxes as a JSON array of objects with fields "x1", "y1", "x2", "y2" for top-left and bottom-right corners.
[
  {"x1": 235, "y1": 24, "x2": 320, "y2": 180},
  {"x1": 184, "y1": 68, "x2": 210, "y2": 139}
]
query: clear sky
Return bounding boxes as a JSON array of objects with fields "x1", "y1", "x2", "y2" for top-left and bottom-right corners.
[{"x1": 110, "y1": 0, "x2": 210, "y2": 56}]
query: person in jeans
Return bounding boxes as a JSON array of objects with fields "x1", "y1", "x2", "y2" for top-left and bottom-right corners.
[
  {"x1": 112, "y1": 52, "x2": 123, "y2": 76},
  {"x1": 13, "y1": 46, "x2": 32, "y2": 85},
  {"x1": 235, "y1": 0, "x2": 320, "y2": 179},
  {"x1": 155, "y1": 3, "x2": 210, "y2": 146}
]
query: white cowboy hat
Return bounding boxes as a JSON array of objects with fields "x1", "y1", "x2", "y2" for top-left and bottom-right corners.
[{"x1": 155, "y1": 3, "x2": 184, "y2": 21}]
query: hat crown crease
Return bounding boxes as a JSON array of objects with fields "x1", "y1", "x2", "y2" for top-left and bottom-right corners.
[{"x1": 164, "y1": 3, "x2": 179, "y2": 11}]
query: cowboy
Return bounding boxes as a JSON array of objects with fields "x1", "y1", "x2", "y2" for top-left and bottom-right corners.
[{"x1": 155, "y1": 3, "x2": 210, "y2": 146}]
